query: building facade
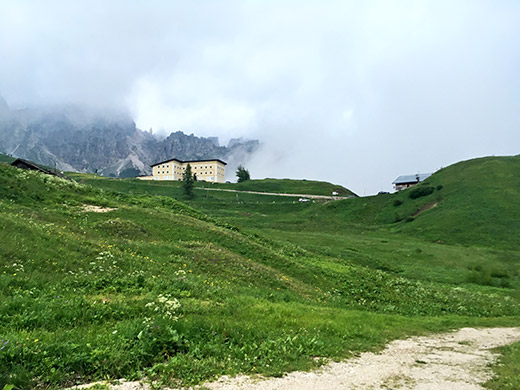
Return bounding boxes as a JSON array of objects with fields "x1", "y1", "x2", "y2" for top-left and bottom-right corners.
[
  {"x1": 151, "y1": 158, "x2": 227, "y2": 183},
  {"x1": 392, "y1": 173, "x2": 432, "y2": 191}
]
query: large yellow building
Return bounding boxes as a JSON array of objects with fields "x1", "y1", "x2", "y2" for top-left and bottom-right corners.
[{"x1": 150, "y1": 158, "x2": 227, "y2": 183}]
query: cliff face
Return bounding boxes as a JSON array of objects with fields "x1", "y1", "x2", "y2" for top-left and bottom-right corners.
[{"x1": 0, "y1": 104, "x2": 259, "y2": 178}]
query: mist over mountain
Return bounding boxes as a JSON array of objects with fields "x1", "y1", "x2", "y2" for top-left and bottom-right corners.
[{"x1": 0, "y1": 101, "x2": 259, "y2": 179}]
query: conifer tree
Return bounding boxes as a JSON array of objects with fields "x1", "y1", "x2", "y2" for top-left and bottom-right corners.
[
  {"x1": 182, "y1": 163, "x2": 195, "y2": 198},
  {"x1": 236, "y1": 165, "x2": 250, "y2": 183}
]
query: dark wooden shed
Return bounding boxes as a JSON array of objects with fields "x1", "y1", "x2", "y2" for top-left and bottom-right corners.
[{"x1": 11, "y1": 158, "x2": 73, "y2": 181}]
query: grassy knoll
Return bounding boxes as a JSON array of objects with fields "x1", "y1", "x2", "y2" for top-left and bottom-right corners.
[
  {"x1": 211, "y1": 177, "x2": 355, "y2": 196},
  {"x1": 305, "y1": 155, "x2": 520, "y2": 249},
  {"x1": 1, "y1": 156, "x2": 520, "y2": 389}
]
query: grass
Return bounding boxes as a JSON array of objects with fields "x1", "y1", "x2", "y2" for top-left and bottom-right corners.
[
  {"x1": 1, "y1": 155, "x2": 520, "y2": 389},
  {"x1": 212, "y1": 177, "x2": 355, "y2": 196},
  {"x1": 0, "y1": 153, "x2": 15, "y2": 164},
  {"x1": 485, "y1": 341, "x2": 520, "y2": 389},
  {"x1": 69, "y1": 174, "x2": 354, "y2": 198}
]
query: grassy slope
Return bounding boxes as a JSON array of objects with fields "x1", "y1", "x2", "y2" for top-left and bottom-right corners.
[
  {"x1": 0, "y1": 152, "x2": 15, "y2": 164},
  {"x1": 215, "y1": 178, "x2": 355, "y2": 196},
  {"x1": 1, "y1": 157, "x2": 520, "y2": 389},
  {"x1": 69, "y1": 156, "x2": 520, "y2": 291},
  {"x1": 311, "y1": 155, "x2": 520, "y2": 249},
  {"x1": 69, "y1": 174, "x2": 355, "y2": 197}
]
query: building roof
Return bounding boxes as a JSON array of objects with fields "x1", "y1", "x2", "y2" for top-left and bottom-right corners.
[
  {"x1": 11, "y1": 158, "x2": 73, "y2": 181},
  {"x1": 392, "y1": 173, "x2": 432, "y2": 185},
  {"x1": 151, "y1": 158, "x2": 227, "y2": 167}
]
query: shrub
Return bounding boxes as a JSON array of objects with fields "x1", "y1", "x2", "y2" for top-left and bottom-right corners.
[
  {"x1": 436, "y1": 184, "x2": 443, "y2": 191},
  {"x1": 393, "y1": 199, "x2": 403, "y2": 207},
  {"x1": 405, "y1": 216, "x2": 415, "y2": 223},
  {"x1": 408, "y1": 185, "x2": 434, "y2": 199}
]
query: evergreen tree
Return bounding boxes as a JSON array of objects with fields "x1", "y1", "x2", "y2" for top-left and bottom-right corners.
[
  {"x1": 182, "y1": 164, "x2": 195, "y2": 198},
  {"x1": 236, "y1": 165, "x2": 250, "y2": 182}
]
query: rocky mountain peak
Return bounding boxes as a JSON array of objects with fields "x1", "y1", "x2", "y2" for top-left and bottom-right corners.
[{"x1": 0, "y1": 102, "x2": 259, "y2": 180}]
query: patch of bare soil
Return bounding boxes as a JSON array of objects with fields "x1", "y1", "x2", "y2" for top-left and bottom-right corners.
[
  {"x1": 413, "y1": 202, "x2": 438, "y2": 217},
  {"x1": 68, "y1": 327, "x2": 520, "y2": 390},
  {"x1": 81, "y1": 205, "x2": 117, "y2": 213}
]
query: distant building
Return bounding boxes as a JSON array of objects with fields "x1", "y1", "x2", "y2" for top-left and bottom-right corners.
[
  {"x1": 150, "y1": 158, "x2": 227, "y2": 183},
  {"x1": 392, "y1": 173, "x2": 432, "y2": 191},
  {"x1": 11, "y1": 158, "x2": 72, "y2": 181}
]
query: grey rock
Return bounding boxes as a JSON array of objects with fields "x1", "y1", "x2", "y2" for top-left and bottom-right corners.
[{"x1": 0, "y1": 104, "x2": 259, "y2": 179}]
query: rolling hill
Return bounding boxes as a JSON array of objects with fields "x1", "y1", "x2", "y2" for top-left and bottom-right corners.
[
  {"x1": 310, "y1": 155, "x2": 520, "y2": 249},
  {"x1": 1, "y1": 156, "x2": 520, "y2": 389}
]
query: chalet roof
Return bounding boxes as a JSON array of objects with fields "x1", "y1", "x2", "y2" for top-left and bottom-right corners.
[
  {"x1": 11, "y1": 158, "x2": 73, "y2": 181},
  {"x1": 392, "y1": 173, "x2": 432, "y2": 185},
  {"x1": 151, "y1": 158, "x2": 227, "y2": 167}
]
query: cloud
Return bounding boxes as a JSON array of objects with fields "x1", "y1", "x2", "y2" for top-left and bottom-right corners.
[{"x1": 0, "y1": 0, "x2": 519, "y2": 194}]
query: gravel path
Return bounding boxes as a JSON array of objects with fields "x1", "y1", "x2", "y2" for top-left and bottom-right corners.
[
  {"x1": 203, "y1": 327, "x2": 520, "y2": 390},
  {"x1": 71, "y1": 327, "x2": 520, "y2": 390},
  {"x1": 195, "y1": 187, "x2": 351, "y2": 200}
]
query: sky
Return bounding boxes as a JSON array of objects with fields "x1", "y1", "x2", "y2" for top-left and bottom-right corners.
[{"x1": 0, "y1": 0, "x2": 519, "y2": 194}]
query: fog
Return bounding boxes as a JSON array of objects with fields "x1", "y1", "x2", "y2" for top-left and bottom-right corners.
[{"x1": 1, "y1": 0, "x2": 519, "y2": 194}]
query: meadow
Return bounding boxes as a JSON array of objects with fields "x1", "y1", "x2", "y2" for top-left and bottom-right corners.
[{"x1": 1, "y1": 155, "x2": 519, "y2": 389}]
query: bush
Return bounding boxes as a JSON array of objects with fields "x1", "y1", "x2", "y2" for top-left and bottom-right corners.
[
  {"x1": 408, "y1": 185, "x2": 434, "y2": 199},
  {"x1": 436, "y1": 184, "x2": 443, "y2": 191},
  {"x1": 393, "y1": 199, "x2": 403, "y2": 207}
]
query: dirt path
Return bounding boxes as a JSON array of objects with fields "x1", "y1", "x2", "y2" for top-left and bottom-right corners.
[
  {"x1": 71, "y1": 327, "x2": 520, "y2": 390},
  {"x1": 195, "y1": 187, "x2": 351, "y2": 201},
  {"x1": 203, "y1": 327, "x2": 520, "y2": 390}
]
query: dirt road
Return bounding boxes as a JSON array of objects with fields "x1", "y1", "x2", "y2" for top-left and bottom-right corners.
[{"x1": 196, "y1": 187, "x2": 352, "y2": 200}]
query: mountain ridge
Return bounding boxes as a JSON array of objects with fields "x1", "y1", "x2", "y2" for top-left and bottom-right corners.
[{"x1": 0, "y1": 102, "x2": 259, "y2": 178}]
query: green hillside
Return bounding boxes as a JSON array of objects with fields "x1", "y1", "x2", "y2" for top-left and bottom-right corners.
[
  {"x1": 72, "y1": 156, "x2": 520, "y2": 296},
  {"x1": 0, "y1": 152, "x2": 15, "y2": 164},
  {"x1": 218, "y1": 178, "x2": 355, "y2": 196},
  {"x1": 307, "y1": 155, "x2": 520, "y2": 249},
  {"x1": 69, "y1": 174, "x2": 355, "y2": 198},
  {"x1": 1, "y1": 157, "x2": 520, "y2": 389}
]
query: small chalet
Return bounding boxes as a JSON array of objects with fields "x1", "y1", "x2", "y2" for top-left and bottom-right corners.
[
  {"x1": 392, "y1": 173, "x2": 432, "y2": 191},
  {"x1": 11, "y1": 158, "x2": 73, "y2": 181}
]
